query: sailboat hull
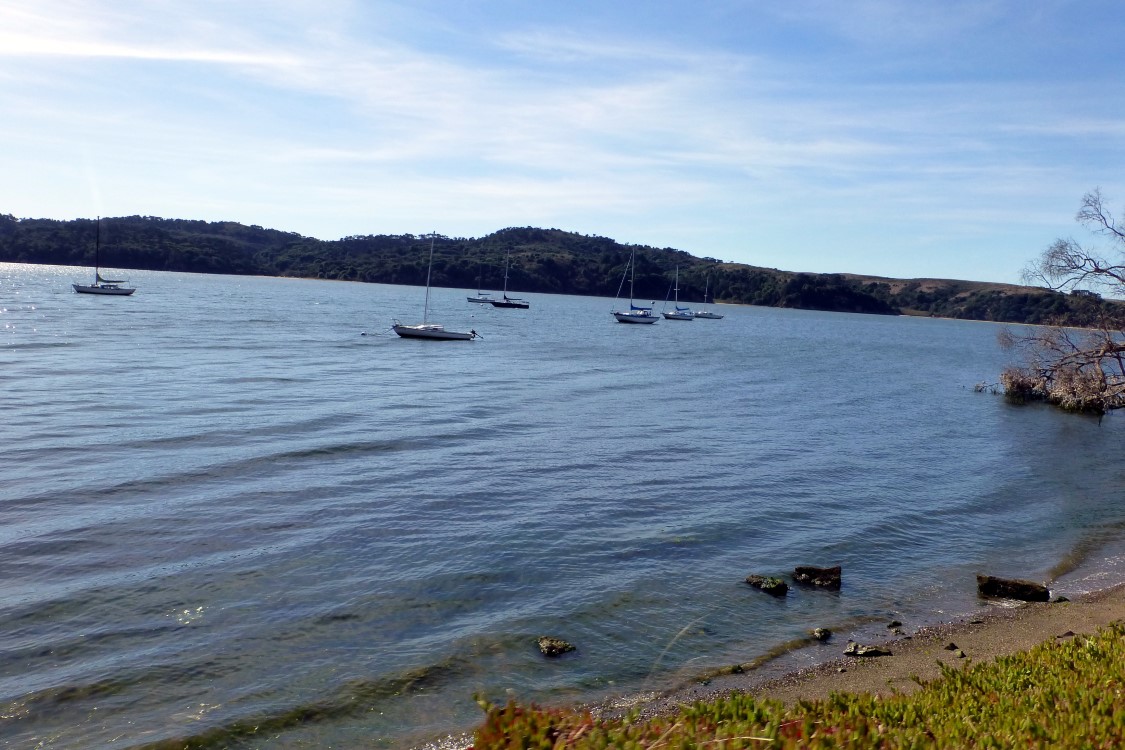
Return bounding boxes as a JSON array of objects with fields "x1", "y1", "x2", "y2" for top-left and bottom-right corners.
[
  {"x1": 693, "y1": 276, "x2": 722, "y2": 318},
  {"x1": 393, "y1": 323, "x2": 477, "y2": 340},
  {"x1": 467, "y1": 295, "x2": 493, "y2": 303},
  {"x1": 395, "y1": 235, "x2": 477, "y2": 341},
  {"x1": 492, "y1": 250, "x2": 530, "y2": 309},
  {"x1": 76, "y1": 217, "x2": 136, "y2": 295},
  {"x1": 73, "y1": 283, "x2": 135, "y2": 295},
  {"x1": 613, "y1": 311, "x2": 659, "y2": 324},
  {"x1": 661, "y1": 267, "x2": 692, "y2": 320},
  {"x1": 490, "y1": 298, "x2": 529, "y2": 309},
  {"x1": 612, "y1": 247, "x2": 657, "y2": 323}
]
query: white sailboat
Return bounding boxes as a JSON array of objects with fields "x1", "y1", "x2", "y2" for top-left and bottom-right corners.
[
  {"x1": 467, "y1": 250, "x2": 493, "y2": 303},
  {"x1": 693, "y1": 276, "x2": 724, "y2": 319},
  {"x1": 72, "y1": 216, "x2": 136, "y2": 296},
  {"x1": 662, "y1": 266, "x2": 694, "y2": 321},
  {"x1": 612, "y1": 248, "x2": 658, "y2": 324},
  {"x1": 489, "y1": 248, "x2": 529, "y2": 309},
  {"x1": 393, "y1": 234, "x2": 479, "y2": 340}
]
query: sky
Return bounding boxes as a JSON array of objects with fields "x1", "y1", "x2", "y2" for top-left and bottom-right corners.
[{"x1": 2, "y1": 0, "x2": 1123, "y2": 285}]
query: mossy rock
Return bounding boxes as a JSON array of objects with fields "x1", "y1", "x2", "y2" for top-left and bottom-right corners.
[
  {"x1": 745, "y1": 574, "x2": 789, "y2": 596},
  {"x1": 793, "y1": 565, "x2": 841, "y2": 590},
  {"x1": 537, "y1": 636, "x2": 575, "y2": 657}
]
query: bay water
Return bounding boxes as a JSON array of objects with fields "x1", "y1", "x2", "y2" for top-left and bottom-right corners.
[{"x1": 2, "y1": 263, "x2": 1124, "y2": 748}]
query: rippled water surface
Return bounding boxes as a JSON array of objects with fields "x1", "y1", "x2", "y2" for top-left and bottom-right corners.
[{"x1": 2, "y1": 263, "x2": 1124, "y2": 748}]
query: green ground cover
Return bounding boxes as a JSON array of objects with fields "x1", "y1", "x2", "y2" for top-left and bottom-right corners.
[{"x1": 471, "y1": 623, "x2": 1125, "y2": 749}]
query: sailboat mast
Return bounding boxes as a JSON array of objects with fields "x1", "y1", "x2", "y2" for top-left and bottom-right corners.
[
  {"x1": 502, "y1": 249, "x2": 509, "y2": 295},
  {"x1": 629, "y1": 250, "x2": 636, "y2": 304},
  {"x1": 95, "y1": 215, "x2": 100, "y2": 282},
  {"x1": 423, "y1": 233, "x2": 435, "y2": 324}
]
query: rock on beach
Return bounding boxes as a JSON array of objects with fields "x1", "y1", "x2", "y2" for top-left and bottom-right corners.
[{"x1": 976, "y1": 574, "x2": 1050, "y2": 602}]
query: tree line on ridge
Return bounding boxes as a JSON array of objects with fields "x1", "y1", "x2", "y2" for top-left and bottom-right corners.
[{"x1": 0, "y1": 213, "x2": 1115, "y2": 327}]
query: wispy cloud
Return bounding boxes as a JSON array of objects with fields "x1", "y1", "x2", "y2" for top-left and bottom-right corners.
[
  {"x1": 0, "y1": 0, "x2": 1122, "y2": 283},
  {"x1": 0, "y1": 1, "x2": 300, "y2": 66}
]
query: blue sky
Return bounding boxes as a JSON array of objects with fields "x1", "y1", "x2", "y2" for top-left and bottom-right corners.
[{"x1": 2, "y1": 0, "x2": 1123, "y2": 284}]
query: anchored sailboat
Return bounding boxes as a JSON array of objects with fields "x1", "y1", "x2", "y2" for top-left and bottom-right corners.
[
  {"x1": 662, "y1": 266, "x2": 694, "y2": 321},
  {"x1": 72, "y1": 217, "x2": 135, "y2": 296},
  {"x1": 693, "y1": 276, "x2": 724, "y2": 319},
  {"x1": 467, "y1": 250, "x2": 493, "y2": 303},
  {"x1": 490, "y1": 248, "x2": 529, "y2": 309},
  {"x1": 612, "y1": 248, "x2": 658, "y2": 324},
  {"x1": 393, "y1": 234, "x2": 479, "y2": 340}
]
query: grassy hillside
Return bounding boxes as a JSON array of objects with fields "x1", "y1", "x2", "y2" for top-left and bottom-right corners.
[{"x1": 1, "y1": 213, "x2": 1114, "y2": 325}]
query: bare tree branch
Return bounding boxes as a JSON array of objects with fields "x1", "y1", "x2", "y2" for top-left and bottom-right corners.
[
  {"x1": 1003, "y1": 190, "x2": 1125, "y2": 413},
  {"x1": 1077, "y1": 188, "x2": 1125, "y2": 242}
]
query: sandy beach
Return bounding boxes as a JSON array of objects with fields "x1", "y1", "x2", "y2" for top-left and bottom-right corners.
[{"x1": 621, "y1": 583, "x2": 1125, "y2": 720}]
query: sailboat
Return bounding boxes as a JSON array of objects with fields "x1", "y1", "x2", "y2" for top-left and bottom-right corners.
[
  {"x1": 467, "y1": 250, "x2": 493, "y2": 303},
  {"x1": 489, "y1": 248, "x2": 529, "y2": 309},
  {"x1": 612, "y1": 248, "x2": 658, "y2": 324},
  {"x1": 661, "y1": 266, "x2": 694, "y2": 321},
  {"x1": 693, "y1": 276, "x2": 724, "y2": 319},
  {"x1": 72, "y1": 216, "x2": 136, "y2": 296},
  {"x1": 393, "y1": 234, "x2": 479, "y2": 340}
]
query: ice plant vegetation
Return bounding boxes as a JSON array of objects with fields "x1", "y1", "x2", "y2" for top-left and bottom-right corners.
[
  {"x1": 1001, "y1": 189, "x2": 1125, "y2": 413},
  {"x1": 470, "y1": 624, "x2": 1125, "y2": 749}
]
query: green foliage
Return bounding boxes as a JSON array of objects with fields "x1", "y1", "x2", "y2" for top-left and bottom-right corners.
[{"x1": 471, "y1": 624, "x2": 1125, "y2": 749}]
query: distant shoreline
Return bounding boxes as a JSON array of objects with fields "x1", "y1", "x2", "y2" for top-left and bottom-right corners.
[{"x1": 2, "y1": 216, "x2": 1112, "y2": 326}]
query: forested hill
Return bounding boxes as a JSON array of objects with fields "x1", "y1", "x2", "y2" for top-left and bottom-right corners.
[{"x1": 0, "y1": 213, "x2": 1114, "y2": 325}]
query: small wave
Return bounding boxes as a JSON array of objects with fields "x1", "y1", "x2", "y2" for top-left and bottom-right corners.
[
  {"x1": 2, "y1": 341, "x2": 72, "y2": 350},
  {"x1": 117, "y1": 412, "x2": 353, "y2": 450},
  {"x1": 130, "y1": 658, "x2": 473, "y2": 750},
  {"x1": 1049, "y1": 520, "x2": 1125, "y2": 581},
  {"x1": 12, "y1": 437, "x2": 416, "y2": 506},
  {"x1": 2, "y1": 679, "x2": 128, "y2": 722},
  {"x1": 2, "y1": 658, "x2": 227, "y2": 722},
  {"x1": 217, "y1": 376, "x2": 301, "y2": 384},
  {"x1": 688, "y1": 613, "x2": 887, "y2": 685}
]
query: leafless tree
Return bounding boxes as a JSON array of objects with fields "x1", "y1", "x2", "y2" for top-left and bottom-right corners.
[{"x1": 1001, "y1": 189, "x2": 1125, "y2": 413}]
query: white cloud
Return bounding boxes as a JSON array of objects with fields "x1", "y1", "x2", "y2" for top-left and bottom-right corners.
[
  {"x1": 0, "y1": 1, "x2": 296, "y2": 66},
  {"x1": 0, "y1": 0, "x2": 1122, "y2": 282}
]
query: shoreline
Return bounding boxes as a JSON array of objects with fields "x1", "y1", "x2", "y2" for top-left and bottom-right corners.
[
  {"x1": 612, "y1": 581, "x2": 1125, "y2": 721},
  {"x1": 427, "y1": 582, "x2": 1125, "y2": 749}
]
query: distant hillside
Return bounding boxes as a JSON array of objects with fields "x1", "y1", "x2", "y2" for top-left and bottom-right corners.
[{"x1": 0, "y1": 213, "x2": 1115, "y2": 325}]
